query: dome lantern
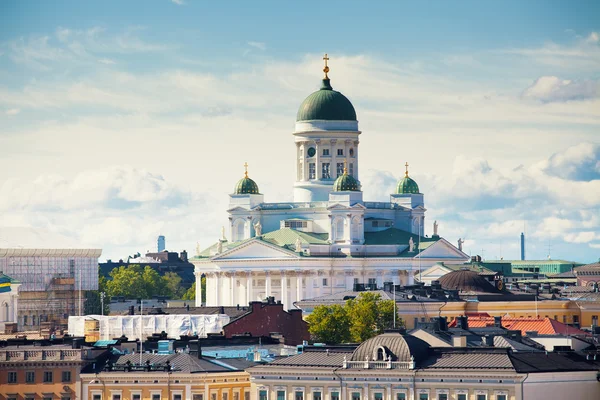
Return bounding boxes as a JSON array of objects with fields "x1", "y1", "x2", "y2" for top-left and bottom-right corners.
[
  {"x1": 233, "y1": 162, "x2": 260, "y2": 195},
  {"x1": 396, "y1": 162, "x2": 420, "y2": 194}
]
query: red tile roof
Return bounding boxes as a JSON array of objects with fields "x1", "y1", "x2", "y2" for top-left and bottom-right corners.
[{"x1": 448, "y1": 316, "x2": 589, "y2": 336}]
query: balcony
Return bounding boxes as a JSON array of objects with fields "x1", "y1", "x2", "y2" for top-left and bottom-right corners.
[{"x1": 343, "y1": 359, "x2": 415, "y2": 370}]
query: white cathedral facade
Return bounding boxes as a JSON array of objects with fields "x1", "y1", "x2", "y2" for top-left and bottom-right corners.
[{"x1": 192, "y1": 57, "x2": 469, "y2": 309}]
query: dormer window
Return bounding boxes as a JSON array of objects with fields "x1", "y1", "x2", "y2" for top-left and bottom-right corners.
[
  {"x1": 281, "y1": 219, "x2": 313, "y2": 232},
  {"x1": 375, "y1": 346, "x2": 386, "y2": 361}
]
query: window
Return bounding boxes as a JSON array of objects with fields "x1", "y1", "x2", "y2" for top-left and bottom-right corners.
[
  {"x1": 563, "y1": 315, "x2": 567, "y2": 323},
  {"x1": 26, "y1": 371, "x2": 35, "y2": 383},
  {"x1": 337, "y1": 149, "x2": 344, "y2": 156},
  {"x1": 223, "y1": 394, "x2": 228, "y2": 400},
  {"x1": 309, "y1": 163, "x2": 316, "y2": 179},
  {"x1": 44, "y1": 397, "x2": 53, "y2": 400},
  {"x1": 284, "y1": 220, "x2": 307, "y2": 229},
  {"x1": 554, "y1": 315, "x2": 558, "y2": 320},
  {"x1": 419, "y1": 395, "x2": 429, "y2": 400},
  {"x1": 457, "y1": 395, "x2": 467, "y2": 400},
  {"x1": 61, "y1": 397, "x2": 71, "y2": 400},
  {"x1": 593, "y1": 315, "x2": 598, "y2": 326},
  {"x1": 351, "y1": 393, "x2": 360, "y2": 400},
  {"x1": 23, "y1": 315, "x2": 27, "y2": 325},
  {"x1": 93, "y1": 395, "x2": 102, "y2": 400},
  {"x1": 245, "y1": 393, "x2": 250, "y2": 400},
  {"x1": 396, "y1": 395, "x2": 406, "y2": 400},
  {"x1": 43, "y1": 371, "x2": 53, "y2": 383},
  {"x1": 438, "y1": 395, "x2": 447, "y2": 400},
  {"x1": 295, "y1": 392, "x2": 303, "y2": 400},
  {"x1": 322, "y1": 163, "x2": 331, "y2": 179},
  {"x1": 374, "y1": 394, "x2": 383, "y2": 400},
  {"x1": 376, "y1": 347, "x2": 385, "y2": 360},
  {"x1": 313, "y1": 393, "x2": 321, "y2": 400},
  {"x1": 277, "y1": 391, "x2": 285, "y2": 400},
  {"x1": 323, "y1": 149, "x2": 330, "y2": 156},
  {"x1": 496, "y1": 395, "x2": 506, "y2": 400},
  {"x1": 174, "y1": 395, "x2": 182, "y2": 400},
  {"x1": 153, "y1": 395, "x2": 161, "y2": 400},
  {"x1": 349, "y1": 148, "x2": 354, "y2": 157},
  {"x1": 573, "y1": 315, "x2": 580, "y2": 325},
  {"x1": 212, "y1": 395, "x2": 217, "y2": 400},
  {"x1": 133, "y1": 395, "x2": 142, "y2": 400},
  {"x1": 112, "y1": 395, "x2": 121, "y2": 400},
  {"x1": 62, "y1": 370, "x2": 72, "y2": 382},
  {"x1": 259, "y1": 391, "x2": 268, "y2": 400},
  {"x1": 476, "y1": 395, "x2": 486, "y2": 400},
  {"x1": 331, "y1": 393, "x2": 339, "y2": 400},
  {"x1": 234, "y1": 393, "x2": 240, "y2": 400},
  {"x1": 336, "y1": 162, "x2": 344, "y2": 177},
  {"x1": 349, "y1": 163, "x2": 354, "y2": 177},
  {"x1": 323, "y1": 278, "x2": 328, "y2": 286},
  {"x1": 7, "y1": 371, "x2": 17, "y2": 383},
  {"x1": 368, "y1": 278, "x2": 376, "y2": 286}
]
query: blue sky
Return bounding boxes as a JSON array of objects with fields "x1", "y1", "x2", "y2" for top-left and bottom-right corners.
[{"x1": 0, "y1": 1, "x2": 599, "y2": 263}]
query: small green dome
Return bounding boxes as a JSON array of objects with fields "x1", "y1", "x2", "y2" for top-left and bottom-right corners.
[
  {"x1": 333, "y1": 171, "x2": 360, "y2": 192},
  {"x1": 234, "y1": 176, "x2": 260, "y2": 194},
  {"x1": 296, "y1": 79, "x2": 357, "y2": 122},
  {"x1": 396, "y1": 176, "x2": 420, "y2": 194}
]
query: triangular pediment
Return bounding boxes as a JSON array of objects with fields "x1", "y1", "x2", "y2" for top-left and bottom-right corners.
[
  {"x1": 416, "y1": 238, "x2": 469, "y2": 260},
  {"x1": 420, "y1": 263, "x2": 453, "y2": 277},
  {"x1": 226, "y1": 206, "x2": 249, "y2": 212},
  {"x1": 327, "y1": 203, "x2": 350, "y2": 210},
  {"x1": 212, "y1": 238, "x2": 299, "y2": 260}
]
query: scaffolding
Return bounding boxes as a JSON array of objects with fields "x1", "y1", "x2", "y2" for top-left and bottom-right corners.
[{"x1": 0, "y1": 248, "x2": 102, "y2": 331}]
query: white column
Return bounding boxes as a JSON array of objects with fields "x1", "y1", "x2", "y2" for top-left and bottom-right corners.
[
  {"x1": 194, "y1": 272, "x2": 203, "y2": 307},
  {"x1": 391, "y1": 269, "x2": 400, "y2": 286},
  {"x1": 296, "y1": 271, "x2": 302, "y2": 302},
  {"x1": 345, "y1": 271, "x2": 354, "y2": 290},
  {"x1": 346, "y1": 214, "x2": 352, "y2": 242},
  {"x1": 214, "y1": 273, "x2": 221, "y2": 305},
  {"x1": 353, "y1": 140, "x2": 359, "y2": 179},
  {"x1": 331, "y1": 139, "x2": 338, "y2": 177},
  {"x1": 407, "y1": 270, "x2": 415, "y2": 285},
  {"x1": 301, "y1": 142, "x2": 308, "y2": 181},
  {"x1": 12, "y1": 295, "x2": 18, "y2": 322},
  {"x1": 315, "y1": 139, "x2": 321, "y2": 180},
  {"x1": 265, "y1": 271, "x2": 272, "y2": 298},
  {"x1": 281, "y1": 271, "x2": 288, "y2": 310},
  {"x1": 376, "y1": 270, "x2": 384, "y2": 289},
  {"x1": 230, "y1": 272, "x2": 236, "y2": 306},
  {"x1": 246, "y1": 271, "x2": 253, "y2": 304},
  {"x1": 306, "y1": 272, "x2": 314, "y2": 300},
  {"x1": 296, "y1": 142, "x2": 301, "y2": 181}
]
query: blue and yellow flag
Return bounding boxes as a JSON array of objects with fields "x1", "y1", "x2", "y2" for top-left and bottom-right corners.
[{"x1": 0, "y1": 276, "x2": 11, "y2": 293}]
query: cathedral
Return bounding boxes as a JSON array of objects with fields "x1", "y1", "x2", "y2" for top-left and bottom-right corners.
[{"x1": 192, "y1": 56, "x2": 469, "y2": 309}]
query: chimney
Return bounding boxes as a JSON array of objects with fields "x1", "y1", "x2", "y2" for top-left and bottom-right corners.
[
  {"x1": 484, "y1": 335, "x2": 494, "y2": 346},
  {"x1": 438, "y1": 316, "x2": 448, "y2": 331},
  {"x1": 196, "y1": 340, "x2": 202, "y2": 359},
  {"x1": 459, "y1": 316, "x2": 469, "y2": 330},
  {"x1": 180, "y1": 250, "x2": 188, "y2": 262},
  {"x1": 494, "y1": 316, "x2": 502, "y2": 328},
  {"x1": 520, "y1": 232, "x2": 525, "y2": 261},
  {"x1": 452, "y1": 336, "x2": 467, "y2": 347}
]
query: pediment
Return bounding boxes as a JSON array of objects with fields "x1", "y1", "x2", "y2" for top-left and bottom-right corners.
[
  {"x1": 212, "y1": 238, "x2": 299, "y2": 260},
  {"x1": 227, "y1": 206, "x2": 249, "y2": 212},
  {"x1": 417, "y1": 238, "x2": 469, "y2": 260}
]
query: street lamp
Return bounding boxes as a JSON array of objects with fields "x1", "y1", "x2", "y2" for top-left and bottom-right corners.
[{"x1": 100, "y1": 292, "x2": 106, "y2": 316}]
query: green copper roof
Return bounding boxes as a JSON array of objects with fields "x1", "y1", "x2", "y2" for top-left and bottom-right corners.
[
  {"x1": 262, "y1": 228, "x2": 329, "y2": 250},
  {"x1": 333, "y1": 171, "x2": 360, "y2": 192},
  {"x1": 296, "y1": 78, "x2": 357, "y2": 122},
  {"x1": 396, "y1": 176, "x2": 420, "y2": 194},
  {"x1": 234, "y1": 176, "x2": 260, "y2": 195}
]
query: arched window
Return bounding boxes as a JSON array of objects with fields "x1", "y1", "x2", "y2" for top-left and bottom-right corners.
[
  {"x1": 1, "y1": 302, "x2": 8, "y2": 322},
  {"x1": 375, "y1": 346, "x2": 386, "y2": 361},
  {"x1": 233, "y1": 219, "x2": 245, "y2": 241},
  {"x1": 333, "y1": 218, "x2": 345, "y2": 242},
  {"x1": 351, "y1": 216, "x2": 360, "y2": 242}
]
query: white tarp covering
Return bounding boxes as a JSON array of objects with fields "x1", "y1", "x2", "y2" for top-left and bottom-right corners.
[{"x1": 68, "y1": 314, "x2": 230, "y2": 340}]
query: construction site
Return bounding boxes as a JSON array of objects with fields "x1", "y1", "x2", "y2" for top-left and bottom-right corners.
[{"x1": 0, "y1": 248, "x2": 102, "y2": 333}]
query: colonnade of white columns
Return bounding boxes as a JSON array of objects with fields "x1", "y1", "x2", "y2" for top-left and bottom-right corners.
[{"x1": 197, "y1": 268, "x2": 412, "y2": 309}]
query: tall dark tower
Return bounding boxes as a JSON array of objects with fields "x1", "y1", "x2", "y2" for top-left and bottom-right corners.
[{"x1": 520, "y1": 232, "x2": 525, "y2": 261}]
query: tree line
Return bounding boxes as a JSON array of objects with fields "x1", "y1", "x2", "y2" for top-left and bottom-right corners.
[{"x1": 306, "y1": 292, "x2": 403, "y2": 344}]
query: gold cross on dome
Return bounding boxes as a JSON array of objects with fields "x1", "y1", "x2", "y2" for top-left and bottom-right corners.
[
  {"x1": 405, "y1": 162, "x2": 409, "y2": 177},
  {"x1": 323, "y1": 53, "x2": 330, "y2": 78},
  {"x1": 244, "y1": 162, "x2": 249, "y2": 178}
]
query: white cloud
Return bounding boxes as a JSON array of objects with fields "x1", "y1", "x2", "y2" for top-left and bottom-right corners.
[
  {"x1": 98, "y1": 58, "x2": 115, "y2": 65},
  {"x1": 522, "y1": 76, "x2": 600, "y2": 102},
  {"x1": 171, "y1": 0, "x2": 185, "y2": 4},
  {"x1": 247, "y1": 41, "x2": 266, "y2": 51},
  {"x1": 5, "y1": 108, "x2": 20, "y2": 115},
  {"x1": 586, "y1": 31, "x2": 599, "y2": 44}
]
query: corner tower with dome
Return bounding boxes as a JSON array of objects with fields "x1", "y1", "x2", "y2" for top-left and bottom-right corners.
[{"x1": 192, "y1": 55, "x2": 468, "y2": 309}]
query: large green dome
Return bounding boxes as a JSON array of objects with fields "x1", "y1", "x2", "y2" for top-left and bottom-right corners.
[
  {"x1": 333, "y1": 171, "x2": 360, "y2": 192},
  {"x1": 234, "y1": 175, "x2": 260, "y2": 194},
  {"x1": 396, "y1": 176, "x2": 420, "y2": 194},
  {"x1": 296, "y1": 78, "x2": 357, "y2": 122}
]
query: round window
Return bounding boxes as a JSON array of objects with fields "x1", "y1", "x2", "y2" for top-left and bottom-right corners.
[
  {"x1": 307, "y1": 147, "x2": 316, "y2": 157},
  {"x1": 349, "y1": 148, "x2": 354, "y2": 157}
]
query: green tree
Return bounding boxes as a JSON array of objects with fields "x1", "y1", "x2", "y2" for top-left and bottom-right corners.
[
  {"x1": 346, "y1": 292, "x2": 381, "y2": 342},
  {"x1": 181, "y1": 276, "x2": 206, "y2": 304},
  {"x1": 105, "y1": 265, "x2": 148, "y2": 298},
  {"x1": 141, "y1": 266, "x2": 165, "y2": 297},
  {"x1": 306, "y1": 304, "x2": 351, "y2": 344},
  {"x1": 163, "y1": 272, "x2": 184, "y2": 299}
]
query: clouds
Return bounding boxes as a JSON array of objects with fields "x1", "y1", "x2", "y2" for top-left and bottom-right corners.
[
  {"x1": 538, "y1": 142, "x2": 600, "y2": 181},
  {"x1": 522, "y1": 76, "x2": 600, "y2": 102}
]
